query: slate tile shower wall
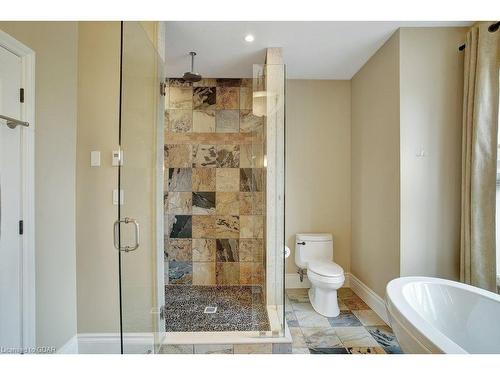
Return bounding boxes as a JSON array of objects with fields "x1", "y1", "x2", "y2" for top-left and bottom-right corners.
[{"x1": 164, "y1": 77, "x2": 266, "y2": 287}]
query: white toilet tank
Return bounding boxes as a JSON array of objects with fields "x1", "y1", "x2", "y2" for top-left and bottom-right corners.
[{"x1": 295, "y1": 233, "x2": 333, "y2": 269}]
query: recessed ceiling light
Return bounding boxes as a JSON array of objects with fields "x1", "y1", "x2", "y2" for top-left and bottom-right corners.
[{"x1": 244, "y1": 34, "x2": 255, "y2": 42}]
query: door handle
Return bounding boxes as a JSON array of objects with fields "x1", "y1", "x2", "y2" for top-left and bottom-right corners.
[{"x1": 113, "y1": 217, "x2": 140, "y2": 252}]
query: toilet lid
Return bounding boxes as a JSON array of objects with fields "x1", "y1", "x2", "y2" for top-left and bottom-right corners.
[{"x1": 308, "y1": 261, "x2": 344, "y2": 277}]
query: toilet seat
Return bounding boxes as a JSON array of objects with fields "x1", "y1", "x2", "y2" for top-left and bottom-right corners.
[{"x1": 308, "y1": 260, "x2": 344, "y2": 278}]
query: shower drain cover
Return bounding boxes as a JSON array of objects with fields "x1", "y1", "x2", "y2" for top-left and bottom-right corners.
[{"x1": 204, "y1": 306, "x2": 217, "y2": 314}]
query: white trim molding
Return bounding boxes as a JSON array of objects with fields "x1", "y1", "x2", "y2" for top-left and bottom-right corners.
[
  {"x1": 285, "y1": 272, "x2": 390, "y2": 325},
  {"x1": 348, "y1": 273, "x2": 390, "y2": 325},
  {"x1": 285, "y1": 272, "x2": 311, "y2": 289},
  {"x1": 0, "y1": 29, "x2": 36, "y2": 351},
  {"x1": 58, "y1": 333, "x2": 154, "y2": 354}
]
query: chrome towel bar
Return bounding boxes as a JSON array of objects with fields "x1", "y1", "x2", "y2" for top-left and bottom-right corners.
[{"x1": 0, "y1": 114, "x2": 29, "y2": 129}]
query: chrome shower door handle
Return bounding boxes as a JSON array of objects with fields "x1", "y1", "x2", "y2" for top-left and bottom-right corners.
[{"x1": 113, "y1": 217, "x2": 140, "y2": 252}]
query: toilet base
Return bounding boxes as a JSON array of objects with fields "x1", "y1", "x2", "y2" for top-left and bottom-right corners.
[{"x1": 309, "y1": 287, "x2": 340, "y2": 318}]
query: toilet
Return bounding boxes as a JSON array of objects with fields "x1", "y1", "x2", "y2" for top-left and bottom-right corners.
[{"x1": 295, "y1": 233, "x2": 345, "y2": 317}]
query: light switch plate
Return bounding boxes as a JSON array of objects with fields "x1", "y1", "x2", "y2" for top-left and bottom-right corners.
[{"x1": 90, "y1": 151, "x2": 101, "y2": 167}]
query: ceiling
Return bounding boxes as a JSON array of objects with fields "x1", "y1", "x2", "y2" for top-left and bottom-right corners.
[{"x1": 164, "y1": 21, "x2": 471, "y2": 80}]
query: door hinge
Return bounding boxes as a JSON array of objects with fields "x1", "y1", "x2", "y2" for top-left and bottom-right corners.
[
  {"x1": 20, "y1": 88, "x2": 24, "y2": 103},
  {"x1": 159, "y1": 305, "x2": 166, "y2": 320},
  {"x1": 160, "y1": 81, "x2": 167, "y2": 97},
  {"x1": 19, "y1": 220, "x2": 24, "y2": 235}
]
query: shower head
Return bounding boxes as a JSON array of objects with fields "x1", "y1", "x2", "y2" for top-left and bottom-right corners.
[{"x1": 183, "y1": 51, "x2": 202, "y2": 83}]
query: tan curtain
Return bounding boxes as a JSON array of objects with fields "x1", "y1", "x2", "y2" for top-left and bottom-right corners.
[{"x1": 460, "y1": 22, "x2": 500, "y2": 292}]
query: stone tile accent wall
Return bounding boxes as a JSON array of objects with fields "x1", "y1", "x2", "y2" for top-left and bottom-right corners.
[{"x1": 164, "y1": 78, "x2": 266, "y2": 287}]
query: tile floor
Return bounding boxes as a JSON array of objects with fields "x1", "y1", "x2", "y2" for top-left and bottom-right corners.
[
  {"x1": 285, "y1": 288, "x2": 402, "y2": 354},
  {"x1": 158, "y1": 287, "x2": 403, "y2": 354}
]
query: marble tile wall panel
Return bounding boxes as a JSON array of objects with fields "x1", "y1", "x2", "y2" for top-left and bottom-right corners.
[
  {"x1": 215, "y1": 192, "x2": 239, "y2": 215},
  {"x1": 167, "y1": 239, "x2": 192, "y2": 261},
  {"x1": 192, "y1": 239, "x2": 216, "y2": 262},
  {"x1": 192, "y1": 110, "x2": 215, "y2": 132},
  {"x1": 240, "y1": 215, "x2": 264, "y2": 239},
  {"x1": 192, "y1": 262, "x2": 216, "y2": 285},
  {"x1": 239, "y1": 192, "x2": 264, "y2": 215},
  {"x1": 238, "y1": 239, "x2": 263, "y2": 262},
  {"x1": 192, "y1": 168, "x2": 216, "y2": 192},
  {"x1": 169, "y1": 109, "x2": 192, "y2": 132},
  {"x1": 192, "y1": 144, "x2": 217, "y2": 168},
  {"x1": 239, "y1": 144, "x2": 264, "y2": 168},
  {"x1": 193, "y1": 87, "x2": 216, "y2": 110},
  {"x1": 164, "y1": 78, "x2": 266, "y2": 288},
  {"x1": 167, "y1": 168, "x2": 192, "y2": 192},
  {"x1": 216, "y1": 168, "x2": 240, "y2": 192},
  {"x1": 192, "y1": 192, "x2": 216, "y2": 215},
  {"x1": 165, "y1": 144, "x2": 192, "y2": 168},
  {"x1": 192, "y1": 216, "x2": 215, "y2": 239},
  {"x1": 240, "y1": 168, "x2": 264, "y2": 192},
  {"x1": 216, "y1": 239, "x2": 239, "y2": 262},
  {"x1": 169, "y1": 215, "x2": 192, "y2": 238},
  {"x1": 216, "y1": 110, "x2": 239, "y2": 133},
  {"x1": 164, "y1": 132, "x2": 258, "y2": 145},
  {"x1": 240, "y1": 262, "x2": 264, "y2": 285},
  {"x1": 216, "y1": 87, "x2": 239, "y2": 109},
  {"x1": 216, "y1": 262, "x2": 240, "y2": 285},
  {"x1": 239, "y1": 87, "x2": 252, "y2": 110},
  {"x1": 216, "y1": 78, "x2": 242, "y2": 87},
  {"x1": 240, "y1": 110, "x2": 264, "y2": 133},
  {"x1": 168, "y1": 261, "x2": 192, "y2": 284},
  {"x1": 166, "y1": 191, "x2": 192, "y2": 214},
  {"x1": 215, "y1": 216, "x2": 240, "y2": 238},
  {"x1": 216, "y1": 144, "x2": 240, "y2": 168},
  {"x1": 169, "y1": 87, "x2": 193, "y2": 109},
  {"x1": 240, "y1": 78, "x2": 253, "y2": 88}
]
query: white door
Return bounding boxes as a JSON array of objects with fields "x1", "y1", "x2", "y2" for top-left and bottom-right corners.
[{"x1": 0, "y1": 44, "x2": 23, "y2": 350}]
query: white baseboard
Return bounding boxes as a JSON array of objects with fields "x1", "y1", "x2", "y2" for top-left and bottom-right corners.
[
  {"x1": 348, "y1": 273, "x2": 390, "y2": 325},
  {"x1": 57, "y1": 335, "x2": 79, "y2": 354},
  {"x1": 285, "y1": 272, "x2": 311, "y2": 289},
  {"x1": 285, "y1": 272, "x2": 389, "y2": 325},
  {"x1": 58, "y1": 333, "x2": 154, "y2": 354}
]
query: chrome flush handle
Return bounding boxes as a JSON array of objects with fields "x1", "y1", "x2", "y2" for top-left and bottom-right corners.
[{"x1": 113, "y1": 217, "x2": 140, "y2": 252}]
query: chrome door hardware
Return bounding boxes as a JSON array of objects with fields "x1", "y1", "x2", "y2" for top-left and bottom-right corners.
[
  {"x1": 113, "y1": 217, "x2": 140, "y2": 252},
  {"x1": 0, "y1": 114, "x2": 29, "y2": 129}
]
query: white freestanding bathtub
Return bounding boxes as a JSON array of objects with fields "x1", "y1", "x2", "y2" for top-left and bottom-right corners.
[{"x1": 386, "y1": 277, "x2": 500, "y2": 354}]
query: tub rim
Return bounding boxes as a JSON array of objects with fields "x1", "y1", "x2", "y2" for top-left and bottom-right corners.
[{"x1": 386, "y1": 276, "x2": 500, "y2": 354}]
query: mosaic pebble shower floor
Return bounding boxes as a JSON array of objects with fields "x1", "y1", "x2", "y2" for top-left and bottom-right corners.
[{"x1": 164, "y1": 285, "x2": 270, "y2": 332}]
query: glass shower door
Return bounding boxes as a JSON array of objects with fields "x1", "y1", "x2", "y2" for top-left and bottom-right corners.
[{"x1": 116, "y1": 21, "x2": 164, "y2": 354}]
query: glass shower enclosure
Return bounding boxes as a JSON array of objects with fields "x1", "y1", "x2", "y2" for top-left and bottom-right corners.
[{"x1": 116, "y1": 22, "x2": 286, "y2": 353}]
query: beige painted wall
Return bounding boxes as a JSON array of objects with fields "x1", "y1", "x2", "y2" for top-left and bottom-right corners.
[
  {"x1": 351, "y1": 32, "x2": 401, "y2": 297},
  {"x1": 76, "y1": 21, "x2": 121, "y2": 334},
  {"x1": 285, "y1": 80, "x2": 351, "y2": 273},
  {"x1": 0, "y1": 22, "x2": 79, "y2": 349},
  {"x1": 399, "y1": 27, "x2": 466, "y2": 280},
  {"x1": 351, "y1": 28, "x2": 466, "y2": 297}
]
